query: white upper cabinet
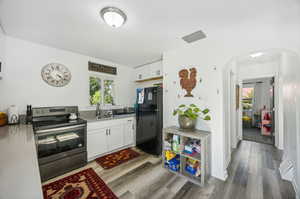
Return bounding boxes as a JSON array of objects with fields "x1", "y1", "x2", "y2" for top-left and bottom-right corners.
[
  {"x1": 149, "y1": 61, "x2": 163, "y2": 78},
  {"x1": 135, "y1": 67, "x2": 148, "y2": 81},
  {"x1": 135, "y1": 61, "x2": 163, "y2": 81}
]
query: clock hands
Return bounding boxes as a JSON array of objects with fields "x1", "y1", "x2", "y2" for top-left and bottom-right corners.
[{"x1": 56, "y1": 74, "x2": 63, "y2": 79}]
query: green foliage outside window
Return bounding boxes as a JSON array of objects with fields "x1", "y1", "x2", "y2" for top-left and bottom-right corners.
[
  {"x1": 89, "y1": 76, "x2": 115, "y2": 105},
  {"x1": 89, "y1": 77, "x2": 101, "y2": 105},
  {"x1": 104, "y1": 80, "x2": 114, "y2": 105}
]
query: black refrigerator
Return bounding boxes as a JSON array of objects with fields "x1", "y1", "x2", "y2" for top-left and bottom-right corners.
[{"x1": 136, "y1": 86, "x2": 163, "y2": 156}]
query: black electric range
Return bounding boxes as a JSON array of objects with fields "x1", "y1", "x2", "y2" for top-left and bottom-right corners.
[{"x1": 32, "y1": 106, "x2": 87, "y2": 182}]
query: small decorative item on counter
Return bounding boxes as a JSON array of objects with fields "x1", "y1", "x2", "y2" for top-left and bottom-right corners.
[
  {"x1": 8, "y1": 105, "x2": 19, "y2": 125},
  {"x1": 173, "y1": 104, "x2": 211, "y2": 130},
  {"x1": 0, "y1": 112, "x2": 8, "y2": 126},
  {"x1": 165, "y1": 154, "x2": 180, "y2": 172},
  {"x1": 26, "y1": 105, "x2": 32, "y2": 124}
]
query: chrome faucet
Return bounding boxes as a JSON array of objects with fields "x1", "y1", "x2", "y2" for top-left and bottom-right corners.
[{"x1": 96, "y1": 103, "x2": 101, "y2": 117}]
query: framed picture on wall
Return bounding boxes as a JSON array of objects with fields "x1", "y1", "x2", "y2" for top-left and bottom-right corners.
[{"x1": 236, "y1": 85, "x2": 240, "y2": 110}]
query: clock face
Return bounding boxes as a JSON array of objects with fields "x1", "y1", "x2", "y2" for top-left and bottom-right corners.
[{"x1": 41, "y1": 63, "x2": 72, "y2": 87}]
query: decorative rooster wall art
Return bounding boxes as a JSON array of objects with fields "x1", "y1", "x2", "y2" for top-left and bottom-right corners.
[{"x1": 179, "y1": 67, "x2": 197, "y2": 97}]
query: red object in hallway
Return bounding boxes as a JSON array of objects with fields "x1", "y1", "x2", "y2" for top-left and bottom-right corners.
[
  {"x1": 96, "y1": 148, "x2": 140, "y2": 169},
  {"x1": 261, "y1": 110, "x2": 272, "y2": 136},
  {"x1": 42, "y1": 168, "x2": 118, "y2": 199}
]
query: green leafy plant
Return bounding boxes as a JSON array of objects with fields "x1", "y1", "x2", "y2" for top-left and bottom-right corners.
[{"x1": 173, "y1": 104, "x2": 211, "y2": 121}]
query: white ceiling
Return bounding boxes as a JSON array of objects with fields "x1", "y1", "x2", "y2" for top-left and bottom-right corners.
[{"x1": 0, "y1": 0, "x2": 299, "y2": 67}]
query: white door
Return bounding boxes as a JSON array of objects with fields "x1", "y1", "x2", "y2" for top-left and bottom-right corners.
[
  {"x1": 108, "y1": 125, "x2": 124, "y2": 151},
  {"x1": 87, "y1": 128, "x2": 108, "y2": 159},
  {"x1": 124, "y1": 119, "x2": 134, "y2": 146}
]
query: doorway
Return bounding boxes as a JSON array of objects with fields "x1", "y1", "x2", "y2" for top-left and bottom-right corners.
[{"x1": 242, "y1": 77, "x2": 274, "y2": 145}]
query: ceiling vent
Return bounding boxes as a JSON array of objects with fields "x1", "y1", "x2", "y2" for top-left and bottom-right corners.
[{"x1": 182, "y1": 30, "x2": 206, "y2": 43}]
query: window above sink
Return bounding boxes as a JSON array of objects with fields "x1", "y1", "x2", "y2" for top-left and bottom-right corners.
[{"x1": 89, "y1": 75, "x2": 116, "y2": 106}]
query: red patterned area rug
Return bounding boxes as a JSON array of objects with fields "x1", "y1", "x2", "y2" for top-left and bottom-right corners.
[
  {"x1": 96, "y1": 148, "x2": 140, "y2": 169},
  {"x1": 42, "y1": 168, "x2": 118, "y2": 199}
]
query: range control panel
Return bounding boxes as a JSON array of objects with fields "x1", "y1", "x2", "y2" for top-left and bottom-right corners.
[{"x1": 32, "y1": 106, "x2": 78, "y2": 117}]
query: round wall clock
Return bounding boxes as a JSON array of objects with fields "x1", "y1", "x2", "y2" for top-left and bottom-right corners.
[{"x1": 41, "y1": 63, "x2": 72, "y2": 87}]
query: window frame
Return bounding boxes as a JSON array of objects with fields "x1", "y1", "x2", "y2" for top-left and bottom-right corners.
[{"x1": 89, "y1": 73, "x2": 116, "y2": 106}]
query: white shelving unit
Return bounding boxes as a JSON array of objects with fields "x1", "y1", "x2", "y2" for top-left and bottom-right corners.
[{"x1": 162, "y1": 126, "x2": 211, "y2": 186}]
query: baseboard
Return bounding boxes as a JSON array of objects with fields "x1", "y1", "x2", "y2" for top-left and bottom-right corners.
[
  {"x1": 279, "y1": 159, "x2": 293, "y2": 181},
  {"x1": 280, "y1": 159, "x2": 299, "y2": 199},
  {"x1": 211, "y1": 169, "x2": 228, "y2": 181},
  {"x1": 292, "y1": 177, "x2": 300, "y2": 199},
  {"x1": 223, "y1": 169, "x2": 229, "y2": 181}
]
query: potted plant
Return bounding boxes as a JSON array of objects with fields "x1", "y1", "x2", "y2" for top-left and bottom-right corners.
[{"x1": 173, "y1": 104, "x2": 211, "y2": 130}]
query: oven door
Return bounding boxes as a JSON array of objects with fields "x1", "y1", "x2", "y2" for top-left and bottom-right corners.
[{"x1": 35, "y1": 124, "x2": 86, "y2": 164}]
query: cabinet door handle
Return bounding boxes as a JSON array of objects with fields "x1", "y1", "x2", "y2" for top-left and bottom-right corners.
[{"x1": 106, "y1": 129, "x2": 108, "y2": 136}]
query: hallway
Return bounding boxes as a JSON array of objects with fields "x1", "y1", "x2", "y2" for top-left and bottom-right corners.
[
  {"x1": 243, "y1": 128, "x2": 274, "y2": 145},
  {"x1": 211, "y1": 141, "x2": 295, "y2": 199}
]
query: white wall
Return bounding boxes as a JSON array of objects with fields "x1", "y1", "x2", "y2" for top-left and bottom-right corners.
[
  {"x1": 281, "y1": 51, "x2": 300, "y2": 197},
  {"x1": 0, "y1": 36, "x2": 135, "y2": 113},
  {"x1": 0, "y1": 26, "x2": 5, "y2": 77},
  {"x1": 163, "y1": 48, "x2": 226, "y2": 180},
  {"x1": 238, "y1": 60, "x2": 279, "y2": 81}
]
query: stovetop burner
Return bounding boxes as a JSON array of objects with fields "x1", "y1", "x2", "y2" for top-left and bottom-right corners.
[{"x1": 33, "y1": 118, "x2": 86, "y2": 131}]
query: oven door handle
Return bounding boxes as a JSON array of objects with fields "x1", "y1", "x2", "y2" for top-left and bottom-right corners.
[{"x1": 35, "y1": 124, "x2": 86, "y2": 134}]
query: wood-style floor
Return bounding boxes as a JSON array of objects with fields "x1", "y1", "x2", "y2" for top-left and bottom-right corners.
[
  {"x1": 243, "y1": 128, "x2": 274, "y2": 145},
  {"x1": 44, "y1": 141, "x2": 295, "y2": 199}
]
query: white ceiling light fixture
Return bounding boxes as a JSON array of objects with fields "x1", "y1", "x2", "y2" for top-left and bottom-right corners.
[
  {"x1": 250, "y1": 52, "x2": 264, "y2": 58},
  {"x1": 100, "y1": 7, "x2": 127, "y2": 28}
]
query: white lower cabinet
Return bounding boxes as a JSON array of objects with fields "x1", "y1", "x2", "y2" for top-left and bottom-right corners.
[
  {"x1": 87, "y1": 117, "x2": 135, "y2": 161},
  {"x1": 108, "y1": 125, "x2": 124, "y2": 151},
  {"x1": 87, "y1": 128, "x2": 108, "y2": 158},
  {"x1": 124, "y1": 119, "x2": 134, "y2": 146}
]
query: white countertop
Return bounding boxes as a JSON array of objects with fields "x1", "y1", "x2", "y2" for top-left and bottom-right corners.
[
  {"x1": 0, "y1": 125, "x2": 43, "y2": 199},
  {"x1": 83, "y1": 113, "x2": 135, "y2": 123}
]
